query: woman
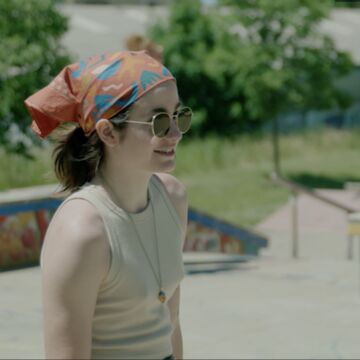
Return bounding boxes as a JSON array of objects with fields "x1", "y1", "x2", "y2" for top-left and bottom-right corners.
[
  {"x1": 125, "y1": 33, "x2": 164, "y2": 63},
  {"x1": 24, "y1": 51, "x2": 192, "y2": 359}
]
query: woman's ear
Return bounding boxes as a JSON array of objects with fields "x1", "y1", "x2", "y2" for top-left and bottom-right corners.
[{"x1": 95, "y1": 119, "x2": 119, "y2": 147}]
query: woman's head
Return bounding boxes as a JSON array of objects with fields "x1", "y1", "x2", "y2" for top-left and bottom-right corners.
[
  {"x1": 96, "y1": 80, "x2": 183, "y2": 177},
  {"x1": 24, "y1": 51, "x2": 191, "y2": 192},
  {"x1": 25, "y1": 51, "x2": 176, "y2": 138}
]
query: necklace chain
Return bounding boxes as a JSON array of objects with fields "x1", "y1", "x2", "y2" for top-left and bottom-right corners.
[
  {"x1": 128, "y1": 202, "x2": 163, "y2": 293},
  {"x1": 98, "y1": 171, "x2": 166, "y2": 303}
]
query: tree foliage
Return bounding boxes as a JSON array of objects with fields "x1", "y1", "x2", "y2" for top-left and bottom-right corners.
[
  {"x1": 0, "y1": 0, "x2": 71, "y2": 155},
  {"x1": 150, "y1": 0, "x2": 354, "y2": 137}
]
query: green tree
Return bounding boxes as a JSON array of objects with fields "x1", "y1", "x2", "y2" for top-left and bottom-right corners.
[
  {"x1": 221, "y1": 0, "x2": 353, "y2": 173},
  {"x1": 0, "y1": 0, "x2": 71, "y2": 155},
  {"x1": 150, "y1": 0, "x2": 252, "y2": 137},
  {"x1": 150, "y1": 0, "x2": 353, "y2": 150}
]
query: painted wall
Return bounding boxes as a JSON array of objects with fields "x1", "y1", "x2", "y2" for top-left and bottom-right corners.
[
  {"x1": 0, "y1": 200, "x2": 61, "y2": 270},
  {"x1": 0, "y1": 193, "x2": 267, "y2": 271}
]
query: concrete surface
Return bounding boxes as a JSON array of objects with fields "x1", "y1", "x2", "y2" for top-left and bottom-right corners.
[
  {"x1": 1, "y1": 189, "x2": 360, "y2": 359},
  {"x1": 257, "y1": 189, "x2": 360, "y2": 260}
]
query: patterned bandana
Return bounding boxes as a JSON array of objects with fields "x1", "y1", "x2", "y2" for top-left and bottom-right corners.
[{"x1": 24, "y1": 51, "x2": 175, "y2": 138}]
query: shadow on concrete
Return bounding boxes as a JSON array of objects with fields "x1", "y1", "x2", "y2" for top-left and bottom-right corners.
[
  {"x1": 287, "y1": 172, "x2": 360, "y2": 189},
  {"x1": 185, "y1": 262, "x2": 256, "y2": 275}
]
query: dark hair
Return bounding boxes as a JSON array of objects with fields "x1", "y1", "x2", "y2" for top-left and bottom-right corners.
[{"x1": 53, "y1": 110, "x2": 129, "y2": 193}]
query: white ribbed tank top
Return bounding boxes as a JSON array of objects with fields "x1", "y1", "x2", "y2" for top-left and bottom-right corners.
[{"x1": 46, "y1": 174, "x2": 185, "y2": 359}]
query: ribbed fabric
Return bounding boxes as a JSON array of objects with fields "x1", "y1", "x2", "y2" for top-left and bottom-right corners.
[{"x1": 45, "y1": 174, "x2": 185, "y2": 359}]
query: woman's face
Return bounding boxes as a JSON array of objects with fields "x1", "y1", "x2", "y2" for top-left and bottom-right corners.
[{"x1": 116, "y1": 80, "x2": 183, "y2": 174}]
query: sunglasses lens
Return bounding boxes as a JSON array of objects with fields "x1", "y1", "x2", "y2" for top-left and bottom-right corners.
[
  {"x1": 152, "y1": 108, "x2": 193, "y2": 137},
  {"x1": 153, "y1": 113, "x2": 170, "y2": 137},
  {"x1": 177, "y1": 108, "x2": 192, "y2": 133}
]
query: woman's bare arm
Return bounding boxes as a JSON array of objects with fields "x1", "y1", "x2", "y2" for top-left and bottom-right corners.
[
  {"x1": 167, "y1": 285, "x2": 183, "y2": 359},
  {"x1": 41, "y1": 199, "x2": 110, "y2": 359}
]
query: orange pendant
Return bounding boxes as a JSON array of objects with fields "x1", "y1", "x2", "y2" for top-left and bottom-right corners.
[{"x1": 158, "y1": 290, "x2": 166, "y2": 303}]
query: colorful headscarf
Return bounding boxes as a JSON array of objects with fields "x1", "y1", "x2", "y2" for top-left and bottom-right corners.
[{"x1": 24, "y1": 51, "x2": 175, "y2": 138}]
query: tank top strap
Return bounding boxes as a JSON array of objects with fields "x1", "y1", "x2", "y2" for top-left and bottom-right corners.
[{"x1": 150, "y1": 174, "x2": 184, "y2": 236}]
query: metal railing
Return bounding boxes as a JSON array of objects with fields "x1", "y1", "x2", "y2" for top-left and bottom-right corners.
[{"x1": 271, "y1": 171, "x2": 358, "y2": 259}]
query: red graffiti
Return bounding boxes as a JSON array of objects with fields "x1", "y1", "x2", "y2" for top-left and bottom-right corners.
[{"x1": 21, "y1": 229, "x2": 36, "y2": 249}]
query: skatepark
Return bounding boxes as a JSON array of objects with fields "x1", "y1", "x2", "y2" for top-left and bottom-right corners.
[
  {"x1": 1, "y1": 186, "x2": 360, "y2": 359},
  {"x1": 1, "y1": 3, "x2": 360, "y2": 359}
]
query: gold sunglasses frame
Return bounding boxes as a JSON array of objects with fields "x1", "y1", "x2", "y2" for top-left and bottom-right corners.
[{"x1": 111, "y1": 107, "x2": 193, "y2": 138}]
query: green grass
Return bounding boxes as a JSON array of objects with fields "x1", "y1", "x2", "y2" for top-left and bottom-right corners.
[
  {"x1": 1, "y1": 128, "x2": 359, "y2": 228},
  {"x1": 173, "y1": 128, "x2": 360, "y2": 227},
  {"x1": 0, "y1": 147, "x2": 56, "y2": 190}
]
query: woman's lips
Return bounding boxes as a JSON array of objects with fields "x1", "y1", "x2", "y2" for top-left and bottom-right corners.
[{"x1": 154, "y1": 149, "x2": 175, "y2": 156}]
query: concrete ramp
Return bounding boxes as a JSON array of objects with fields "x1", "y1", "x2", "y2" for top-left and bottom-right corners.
[
  {"x1": 256, "y1": 188, "x2": 360, "y2": 259},
  {"x1": 0, "y1": 184, "x2": 268, "y2": 271}
]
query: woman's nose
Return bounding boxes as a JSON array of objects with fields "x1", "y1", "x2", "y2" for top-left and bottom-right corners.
[{"x1": 166, "y1": 118, "x2": 182, "y2": 141}]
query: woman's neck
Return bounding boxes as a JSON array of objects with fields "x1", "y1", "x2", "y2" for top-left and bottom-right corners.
[{"x1": 95, "y1": 162, "x2": 152, "y2": 214}]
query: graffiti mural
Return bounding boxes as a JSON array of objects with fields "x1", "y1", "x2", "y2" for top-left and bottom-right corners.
[
  {"x1": 184, "y1": 221, "x2": 244, "y2": 253},
  {"x1": 0, "y1": 186, "x2": 268, "y2": 271},
  {"x1": 0, "y1": 210, "x2": 51, "y2": 268},
  {"x1": 186, "y1": 208, "x2": 267, "y2": 256},
  {"x1": 0, "y1": 199, "x2": 62, "y2": 271}
]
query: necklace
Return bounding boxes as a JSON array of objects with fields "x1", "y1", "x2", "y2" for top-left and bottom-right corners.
[{"x1": 98, "y1": 171, "x2": 166, "y2": 303}]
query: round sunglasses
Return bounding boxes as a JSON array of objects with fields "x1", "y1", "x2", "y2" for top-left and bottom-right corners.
[{"x1": 111, "y1": 107, "x2": 192, "y2": 138}]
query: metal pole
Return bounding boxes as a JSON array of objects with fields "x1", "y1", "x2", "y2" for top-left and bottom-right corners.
[
  {"x1": 291, "y1": 191, "x2": 299, "y2": 259},
  {"x1": 358, "y1": 236, "x2": 360, "y2": 295},
  {"x1": 347, "y1": 234, "x2": 353, "y2": 260},
  {"x1": 272, "y1": 116, "x2": 281, "y2": 176}
]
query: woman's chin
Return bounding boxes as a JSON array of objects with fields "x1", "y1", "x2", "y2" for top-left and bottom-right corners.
[{"x1": 156, "y1": 161, "x2": 176, "y2": 173}]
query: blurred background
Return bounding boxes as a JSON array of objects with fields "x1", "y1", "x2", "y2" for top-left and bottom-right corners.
[
  {"x1": 1, "y1": 0, "x2": 359, "y2": 230},
  {"x1": 2, "y1": 1, "x2": 360, "y2": 359}
]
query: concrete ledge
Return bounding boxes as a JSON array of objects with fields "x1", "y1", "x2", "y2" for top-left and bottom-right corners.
[
  {"x1": 0, "y1": 183, "x2": 63, "y2": 205},
  {"x1": 183, "y1": 251, "x2": 254, "y2": 265}
]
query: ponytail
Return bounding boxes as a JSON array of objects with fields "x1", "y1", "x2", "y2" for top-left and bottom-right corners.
[
  {"x1": 52, "y1": 109, "x2": 129, "y2": 192},
  {"x1": 53, "y1": 126, "x2": 103, "y2": 192}
]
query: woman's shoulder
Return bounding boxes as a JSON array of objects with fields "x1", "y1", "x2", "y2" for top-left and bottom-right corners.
[
  {"x1": 153, "y1": 173, "x2": 187, "y2": 201},
  {"x1": 46, "y1": 195, "x2": 107, "y2": 250},
  {"x1": 53, "y1": 184, "x2": 105, "y2": 226},
  {"x1": 153, "y1": 173, "x2": 188, "y2": 235},
  {"x1": 41, "y1": 197, "x2": 110, "y2": 303}
]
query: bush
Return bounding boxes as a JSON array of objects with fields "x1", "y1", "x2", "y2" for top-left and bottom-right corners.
[
  {"x1": 0, "y1": 0, "x2": 71, "y2": 155},
  {"x1": 150, "y1": 0, "x2": 353, "y2": 138}
]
